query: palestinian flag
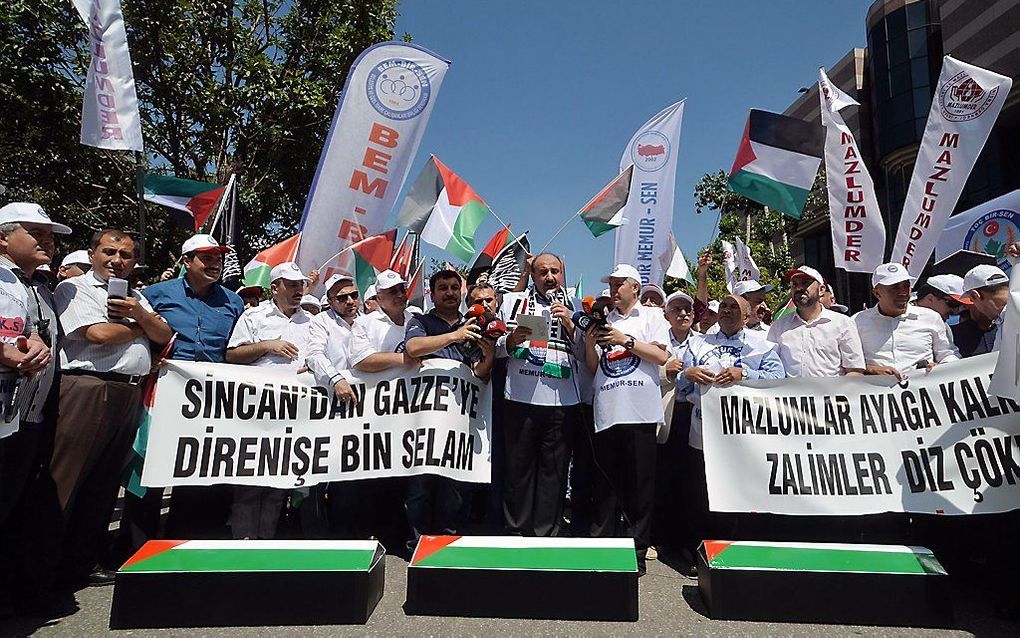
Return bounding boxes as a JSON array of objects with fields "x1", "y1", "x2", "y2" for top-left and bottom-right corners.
[
  {"x1": 411, "y1": 536, "x2": 637, "y2": 572},
  {"x1": 143, "y1": 173, "x2": 226, "y2": 231},
  {"x1": 703, "y1": 541, "x2": 946, "y2": 575},
  {"x1": 407, "y1": 261, "x2": 427, "y2": 310},
  {"x1": 350, "y1": 229, "x2": 397, "y2": 294},
  {"x1": 511, "y1": 340, "x2": 572, "y2": 379},
  {"x1": 467, "y1": 226, "x2": 511, "y2": 287},
  {"x1": 727, "y1": 109, "x2": 823, "y2": 219},
  {"x1": 579, "y1": 165, "x2": 633, "y2": 237},
  {"x1": 390, "y1": 232, "x2": 416, "y2": 278},
  {"x1": 243, "y1": 233, "x2": 300, "y2": 290},
  {"x1": 396, "y1": 156, "x2": 489, "y2": 262},
  {"x1": 771, "y1": 296, "x2": 796, "y2": 322},
  {"x1": 120, "y1": 540, "x2": 381, "y2": 574}
]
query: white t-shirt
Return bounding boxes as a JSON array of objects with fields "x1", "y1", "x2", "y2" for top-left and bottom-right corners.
[
  {"x1": 0, "y1": 266, "x2": 29, "y2": 439},
  {"x1": 227, "y1": 301, "x2": 313, "y2": 372},
  {"x1": 348, "y1": 308, "x2": 413, "y2": 366},
  {"x1": 305, "y1": 309, "x2": 354, "y2": 387},
  {"x1": 592, "y1": 303, "x2": 671, "y2": 432},
  {"x1": 852, "y1": 305, "x2": 960, "y2": 374},
  {"x1": 767, "y1": 307, "x2": 865, "y2": 377}
]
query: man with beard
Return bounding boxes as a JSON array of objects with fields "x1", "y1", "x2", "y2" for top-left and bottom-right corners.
[
  {"x1": 119, "y1": 235, "x2": 244, "y2": 549},
  {"x1": 961, "y1": 264, "x2": 1011, "y2": 355},
  {"x1": 404, "y1": 270, "x2": 494, "y2": 541},
  {"x1": 226, "y1": 261, "x2": 313, "y2": 539},
  {"x1": 768, "y1": 266, "x2": 864, "y2": 377},
  {"x1": 53, "y1": 229, "x2": 173, "y2": 587},
  {"x1": 853, "y1": 263, "x2": 958, "y2": 380},
  {"x1": 498, "y1": 253, "x2": 580, "y2": 537}
]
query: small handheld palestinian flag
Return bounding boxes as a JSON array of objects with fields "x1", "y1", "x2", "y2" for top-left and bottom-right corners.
[
  {"x1": 727, "y1": 109, "x2": 823, "y2": 219},
  {"x1": 350, "y1": 229, "x2": 397, "y2": 294},
  {"x1": 143, "y1": 173, "x2": 226, "y2": 231},
  {"x1": 396, "y1": 156, "x2": 489, "y2": 262},
  {"x1": 579, "y1": 165, "x2": 633, "y2": 237},
  {"x1": 243, "y1": 233, "x2": 301, "y2": 289},
  {"x1": 390, "y1": 232, "x2": 416, "y2": 279}
]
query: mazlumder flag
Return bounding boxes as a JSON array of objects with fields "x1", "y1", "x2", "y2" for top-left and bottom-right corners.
[
  {"x1": 243, "y1": 233, "x2": 301, "y2": 289},
  {"x1": 579, "y1": 165, "x2": 633, "y2": 237},
  {"x1": 396, "y1": 156, "x2": 489, "y2": 262},
  {"x1": 143, "y1": 174, "x2": 226, "y2": 231},
  {"x1": 728, "y1": 109, "x2": 823, "y2": 219},
  {"x1": 891, "y1": 56, "x2": 1012, "y2": 276}
]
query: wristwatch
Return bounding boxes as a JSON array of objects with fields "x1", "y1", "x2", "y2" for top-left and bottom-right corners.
[{"x1": 623, "y1": 336, "x2": 636, "y2": 351}]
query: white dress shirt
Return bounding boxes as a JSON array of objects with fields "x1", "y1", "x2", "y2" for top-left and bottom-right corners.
[
  {"x1": 852, "y1": 305, "x2": 960, "y2": 374},
  {"x1": 767, "y1": 307, "x2": 865, "y2": 377},
  {"x1": 56, "y1": 271, "x2": 155, "y2": 376},
  {"x1": 227, "y1": 301, "x2": 313, "y2": 371},
  {"x1": 348, "y1": 308, "x2": 413, "y2": 366},
  {"x1": 306, "y1": 309, "x2": 355, "y2": 387}
]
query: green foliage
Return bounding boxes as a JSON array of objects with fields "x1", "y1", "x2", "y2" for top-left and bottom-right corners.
[{"x1": 0, "y1": 0, "x2": 401, "y2": 271}]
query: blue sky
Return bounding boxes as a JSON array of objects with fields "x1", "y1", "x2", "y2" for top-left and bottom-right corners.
[{"x1": 393, "y1": 1, "x2": 870, "y2": 294}]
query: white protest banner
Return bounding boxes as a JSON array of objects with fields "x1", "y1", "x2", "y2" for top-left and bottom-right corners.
[
  {"x1": 614, "y1": 100, "x2": 685, "y2": 286},
  {"x1": 990, "y1": 267, "x2": 1020, "y2": 401},
  {"x1": 891, "y1": 56, "x2": 1012, "y2": 276},
  {"x1": 702, "y1": 354, "x2": 1020, "y2": 516},
  {"x1": 73, "y1": 0, "x2": 144, "y2": 151},
  {"x1": 141, "y1": 359, "x2": 490, "y2": 489},
  {"x1": 720, "y1": 239, "x2": 737, "y2": 292},
  {"x1": 733, "y1": 237, "x2": 761, "y2": 282},
  {"x1": 818, "y1": 68, "x2": 884, "y2": 273},
  {"x1": 295, "y1": 43, "x2": 450, "y2": 287},
  {"x1": 935, "y1": 189, "x2": 1020, "y2": 274}
]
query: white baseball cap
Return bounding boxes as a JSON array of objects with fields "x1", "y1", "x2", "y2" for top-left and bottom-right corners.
[
  {"x1": 640, "y1": 283, "x2": 666, "y2": 302},
  {"x1": 601, "y1": 264, "x2": 642, "y2": 285},
  {"x1": 963, "y1": 264, "x2": 1009, "y2": 292},
  {"x1": 181, "y1": 234, "x2": 230, "y2": 255},
  {"x1": 318, "y1": 294, "x2": 329, "y2": 307},
  {"x1": 925, "y1": 274, "x2": 971, "y2": 304},
  {"x1": 785, "y1": 266, "x2": 825, "y2": 286},
  {"x1": 299, "y1": 294, "x2": 320, "y2": 308},
  {"x1": 706, "y1": 300, "x2": 720, "y2": 313},
  {"x1": 665, "y1": 290, "x2": 694, "y2": 309},
  {"x1": 872, "y1": 262, "x2": 915, "y2": 287},
  {"x1": 36, "y1": 264, "x2": 51, "y2": 273},
  {"x1": 733, "y1": 280, "x2": 774, "y2": 296},
  {"x1": 600, "y1": 288, "x2": 611, "y2": 297},
  {"x1": 365, "y1": 284, "x2": 378, "y2": 300},
  {"x1": 269, "y1": 261, "x2": 311, "y2": 283},
  {"x1": 0, "y1": 202, "x2": 72, "y2": 234},
  {"x1": 375, "y1": 269, "x2": 405, "y2": 291},
  {"x1": 60, "y1": 249, "x2": 91, "y2": 269},
  {"x1": 324, "y1": 272, "x2": 355, "y2": 292}
]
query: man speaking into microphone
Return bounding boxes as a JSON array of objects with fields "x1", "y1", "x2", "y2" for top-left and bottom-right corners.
[{"x1": 584, "y1": 264, "x2": 670, "y2": 575}]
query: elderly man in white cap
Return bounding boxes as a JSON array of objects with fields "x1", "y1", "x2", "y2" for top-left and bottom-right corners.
[
  {"x1": 852, "y1": 263, "x2": 958, "y2": 380},
  {"x1": 768, "y1": 265, "x2": 865, "y2": 377},
  {"x1": 58, "y1": 249, "x2": 91, "y2": 282},
  {"x1": 584, "y1": 264, "x2": 670, "y2": 575},
  {"x1": 639, "y1": 283, "x2": 666, "y2": 309},
  {"x1": 225, "y1": 261, "x2": 313, "y2": 539},
  {"x1": 732, "y1": 279, "x2": 774, "y2": 333}
]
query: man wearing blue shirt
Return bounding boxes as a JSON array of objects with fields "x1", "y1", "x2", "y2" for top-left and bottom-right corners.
[{"x1": 117, "y1": 235, "x2": 244, "y2": 552}]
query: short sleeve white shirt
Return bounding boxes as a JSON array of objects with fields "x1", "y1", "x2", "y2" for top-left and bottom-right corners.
[
  {"x1": 228, "y1": 302, "x2": 313, "y2": 372},
  {"x1": 348, "y1": 309, "x2": 413, "y2": 366},
  {"x1": 767, "y1": 307, "x2": 865, "y2": 377},
  {"x1": 852, "y1": 305, "x2": 960, "y2": 374}
]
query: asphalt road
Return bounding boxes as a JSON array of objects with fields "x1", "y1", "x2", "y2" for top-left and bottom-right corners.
[{"x1": 2, "y1": 555, "x2": 1018, "y2": 637}]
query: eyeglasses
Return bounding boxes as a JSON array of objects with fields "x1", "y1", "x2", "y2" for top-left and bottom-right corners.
[{"x1": 332, "y1": 291, "x2": 360, "y2": 302}]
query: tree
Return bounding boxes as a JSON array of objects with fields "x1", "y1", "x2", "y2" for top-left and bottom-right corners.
[{"x1": 0, "y1": 0, "x2": 404, "y2": 272}]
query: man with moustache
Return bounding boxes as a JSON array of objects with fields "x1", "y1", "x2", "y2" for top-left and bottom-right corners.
[
  {"x1": 53, "y1": 229, "x2": 173, "y2": 587},
  {"x1": 768, "y1": 266, "x2": 865, "y2": 377},
  {"x1": 961, "y1": 264, "x2": 1011, "y2": 355},
  {"x1": 498, "y1": 253, "x2": 580, "y2": 537},
  {"x1": 853, "y1": 263, "x2": 958, "y2": 379},
  {"x1": 226, "y1": 261, "x2": 314, "y2": 539}
]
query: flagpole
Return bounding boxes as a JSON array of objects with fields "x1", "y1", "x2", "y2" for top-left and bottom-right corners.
[
  {"x1": 537, "y1": 208, "x2": 585, "y2": 255},
  {"x1": 205, "y1": 173, "x2": 235, "y2": 236},
  {"x1": 484, "y1": 205, "x2": 530, "y2": 257},
  {"x1": 135, "y1": 152, "x2": 147, "y2": 267}
]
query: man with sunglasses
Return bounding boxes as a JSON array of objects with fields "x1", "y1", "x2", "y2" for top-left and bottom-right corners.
[
  {"x1": 306, "y1": 272, "x2": 359, "y2": 403},
  {"x1": 915, "y1": 274, "x2": 970, "y2": 323}
]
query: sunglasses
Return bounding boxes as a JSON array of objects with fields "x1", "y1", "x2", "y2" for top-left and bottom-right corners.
[{"x1": 332, "y1": 291, "x2": 360, "y2": 302}]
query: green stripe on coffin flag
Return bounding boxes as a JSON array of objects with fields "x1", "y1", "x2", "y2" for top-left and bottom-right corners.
[
  {"x1": 120, "y1": 540, "x2": 379, "y2": 573},
  {"x1": 703, "y1": 541, "x2": 947, "y2": 575},
  {"x1": 411, "y1": 535, "x2": 637, "y2": 572}
]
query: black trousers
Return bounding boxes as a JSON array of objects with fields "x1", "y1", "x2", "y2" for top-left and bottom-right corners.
[
  {"x1": 328, "y1": 478, "x2": 408, "y2": 553},
  {"x1": 568, "y1": 403, "x2": 596, "y2": 537},
  {"x1": 502, "y1": 401, "x2": 577, "y2": 537},
  {"x1": 653, "y1": 401, "x2": 692, "y2": 551},
  {"x1": 406, "y1": 475, "x2": 466, "y2": 540},
  {"x1": 591, "y1": 423, "x2": 656, "y2": 562}
]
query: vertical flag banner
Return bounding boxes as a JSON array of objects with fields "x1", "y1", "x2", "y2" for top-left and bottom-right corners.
[
  {"x1": 73, "y1": 0, "x2": 144, "y2": 151},
  {"x1": 733, "y1": 238, "x2": 761, "y2": 282},
  {"x1": 935, "y1": 190, "x2": 1020, "y2": 274},
  {"x1": 818, "y1": 68, "x2": 885, "y2": 273},
  {"x1": 727, "y1": 109, "x2": 822, "y2": 219},
  {"x1": 891, "y1": 56, "x2": 1012, "y2": 276},
  {"x1": 720, "y1": 240, "x2": 738, "y2": 292},
  {"x1": 295, "y1": 43, "x2": 450, "y2": 285},
  {"x1": 614, "y1": 100, "x2": 686, "y2": 286}
]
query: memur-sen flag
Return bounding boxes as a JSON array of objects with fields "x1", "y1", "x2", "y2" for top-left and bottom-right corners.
[
  {"x1": 243, "y1": 233, "x2": 301, "y2": 289},
  {"x1": 390, "y1": 232, "x2": 416, "y2": 278},
  {"x1": 467, "y1": 226, "x2": 511, "y2": 286},
  {"x1": 728, "y1": 109, "x2": 823, "y2": 219},
  {"x1": 579, "y1": 165, "x2": 633, "y2": 237},
  {"x1": 891, "y1": 56, "x2": 1012, "y2": 276},
  {"x1": 143, "y1": 174, "x2": 226, "y2": 231},
  {"x1": 351, "y1": 229, "x2": 398, "y2": 294},
  {"x1": 818, "y1": 67, "x2": 885, "y2": 273},
  {"x1": 396, "y1": 156, "x2": 489, "y2": 262}
]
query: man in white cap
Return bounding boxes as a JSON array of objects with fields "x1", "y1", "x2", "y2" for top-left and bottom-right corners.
[
  {"x1": 962, "y1": 264, "x2": 1011, "y2": 354},
  {"x1": 768, "y1": 265, "x2": 865, "y2": 377},
  {"x1": 853, "y1": 263, "x2": 958, "y2": 379},
  {"x1": 915, "y1": 274, "x2": 970, "y2": 323},
  {"x1": 300, "y1": 294, "x2": 321, "y2": 315},
  {"x1": 584, "y1": 264, "x2": 670, "y2": 575},
  {"x1": 363, "y1": 284, "x2": 380, "y2": 314},
  {"x1": 225, "y1": 261, "x2": 313, "y2": 539},
  {"x1": 0, "y1": 202, "x2": 70, "y2": 613},
  {"x1": 121, "y1": 234, "x2": 245, "y2": 546},
  {"x1": 53, "y1": 228, "x2": 173, "y2": 587},
  {"x1": 732, "y1": 279, "x2": 774, "y2": 333},
  {"x1": 58, "y1": 249, "x2": 91, "y2": 281},
  {"x1": 698, "y1": 300, "x2": 719, "y2": 333},
  {"x1": 639, "y1": 283, "x2": 666, "y2": 309}
]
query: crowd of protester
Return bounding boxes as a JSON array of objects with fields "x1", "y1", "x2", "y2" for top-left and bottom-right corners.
[{"x1": 0, "y1": 199, "x2": 1017, "y2": 620}]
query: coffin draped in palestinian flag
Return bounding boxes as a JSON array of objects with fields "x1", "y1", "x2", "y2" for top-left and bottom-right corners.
[
  {"x1": 727, "y1": 109, "x2": 823, "y2": 219},
  {"x1": 703, "y1": 541, "x2": 947, "y2": 575},
  {"x1": 242, "y1": 233, "x2": 301, "y2": 290},
  {"x1": 120, "y1": 540, "x2": 381, "y2": 573},
  {"x1": 411, "y1": 536, "x2": 637, "y2": 572},
  {"x1": 143, "y1": 173, "x2": 226, "y2": 231}
]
